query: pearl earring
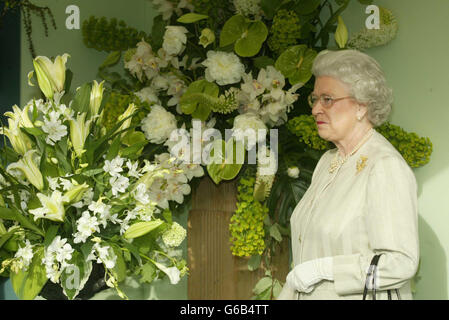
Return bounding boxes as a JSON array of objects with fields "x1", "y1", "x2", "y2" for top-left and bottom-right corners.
[{"x1": 357, "y1": 115, "x2": 362, "y2": 121}]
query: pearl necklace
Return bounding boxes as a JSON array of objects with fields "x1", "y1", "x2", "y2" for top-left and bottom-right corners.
[{"x1": 328, "y1": 128, "x2": 374, "y2": 173}]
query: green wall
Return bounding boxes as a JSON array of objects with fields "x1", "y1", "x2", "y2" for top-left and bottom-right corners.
[
  {"x1": 342, "y1": 0, "x2": 449, "y2": 299},
  {"x1": 5, "y1": 0, "x2": 449, "y2": 299}
]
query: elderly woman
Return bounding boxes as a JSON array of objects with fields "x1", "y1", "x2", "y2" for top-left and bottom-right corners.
[{"x1": 278, "y1": 49, "x2": 419, "y2": 300}]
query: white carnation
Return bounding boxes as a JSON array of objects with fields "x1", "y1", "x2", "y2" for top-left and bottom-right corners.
[
  {"x1": 202, "y1": 51, "x2": 245, "y2": 86},
  {"x1": 163, "y1": 26, "x2": 188, "y2": 56},
  {"x1": 141, "y1": 105, "x2": 178, "y2": 144}
]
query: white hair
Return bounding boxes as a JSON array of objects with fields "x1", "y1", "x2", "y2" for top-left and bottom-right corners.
[{"x1": 312, "y1": 49, "x2": 393, "y2": 127}]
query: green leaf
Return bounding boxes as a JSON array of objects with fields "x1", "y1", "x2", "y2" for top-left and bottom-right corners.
[
  {"x1": 124, "y1": 220, "x2": 165, "y2": 239},
  {"x1": 0, "y1": 207, "x2": 44, "y2": 236},
  {"x1": 60, "y1": 251, "x2": 93, "y2": 300},
  {"x1": 272, "y1": 278, "x2": 283, "y2": 299},
  {"x1": 105, "y1": 136, "x2": 122, "y2": 161},
  {"x1": 220, "y1": 15, "x2": 248, "y2": 47},
  {"x1": 177, "y1": 13, "x2": 209, "y2": 23},
  {"x1": 111, "y1": 244, "x2": 127, "y2": 282},
  {"x1": 43, "y1": 225, "x2": 59, "y2": 247},
  {"x1": 253, "y1": 56, "x2": 275, "y2": 69},
  {"x1": 180, "y1": 80, "x2": 219, "y2": 120},
  {"x1": 21, "y1": 127, "x2": 44, "y2": 137},
  {"x1": 260, "y1": 0, "x2": 283, "y2": 19},
  {"x1": 234, "y1": 20, "x2": 268, "y2": 57},
  {"x1": 99, "y1": 51, "x2": 121, "y2": 70},
  {"x1": 294, "y1": 0, "x2": 321, "y2": 15},
  {"x1": 139, "y1": 262, "x2": 156, "y2": 283},
  {"x1": 220, "y1": 15, "x2": 268, "y2": 57},
  {"x1": 206, "y1": 139, "x2": 244, "y2": 184},
  {"x1": 248, "y1": 255, "x2": 262, "y2": 271},
  {"x1": 150, "y1": 15, "x2": 166, "y2": 50},
  {"x1": 269, "y1": 223, "x2": 282, "y2": 242},
  {"x1": 275, "y1": 44, "x2": 317, "y2": 85},
  {"x1": 163, "y1": 209, "x2": 172, "y2": 224},
  {"x1": 252, "y1": 276, "x2": 272, "y2": 295},
  {"x1": 10, "y1": 246, "x2": 48, "y2": 300},
  {"x1": 71, "y1": 82, "x2": 92, "y2": 115}
]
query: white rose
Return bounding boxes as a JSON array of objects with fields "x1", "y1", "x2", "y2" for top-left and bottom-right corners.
[
  {"x1": 287, "y1": 166, "x2": 300, "y2": 179},
  {"x1": 202, "y1": 51, "x2": 245, "y2": 86},
  {"x1": 232, "y1": 113, "x2": 267, "y2": 150},
  {"x1": 141, "y1": 105, "x2": 178, "y2": 144},
  {"x1": 162, "y1": 26, "x2": 188, "y2": 56}
]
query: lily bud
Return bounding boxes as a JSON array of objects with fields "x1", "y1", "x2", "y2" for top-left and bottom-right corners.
[
  {"x1": 7, "y1": 150, "x2": 44, "y2": 190},
  {"x1": 63, "y1": 181, "x2": 89, "y2": 204},
  {"x1": 69, "y1": 112, "x2": 92, "y2": 158},
  {"x1": 335, "y1": 16, "x2": 348, "y2": 49},
  {"x1": 89, "y1": 80, "x2": 105, "y2": 118},
  {"x1": 199, "y1": 28, "x2": 215, "y2": 48},
  {"x1": 31, "y1": 53, "x2": 70, "y2": 100},
  {"x1": 0, "y1": 118, "x2": 33, "y2": 156},
  {"x1": 117, "y1": 103, "x2": 138, "y2": 137}
]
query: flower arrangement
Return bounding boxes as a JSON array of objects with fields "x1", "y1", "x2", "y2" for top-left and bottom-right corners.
[
  {"x1": 0, "y1": 54, "x2": 189, "y2": 300},
  {"x1": 73, "y1": 0, "x2": 433, "y2": 300}
]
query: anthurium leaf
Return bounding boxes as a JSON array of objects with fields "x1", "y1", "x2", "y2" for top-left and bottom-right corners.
[
  {"x1": 10, "y1": 246, "x2": 48, "y2": 300},
  {"x1": 191, "y1": 103, "x2": 211, "y2": 121},
  {"x1": 234, "y1": 20, "x2": 268, "y2": 57},
  {"x1": 253, "y1": 56, "x2": 275, "y2": 69},
  {"x1": 60, "y1": 251, "x2": 93, "y2": 300},
  {"x1": 206, "y1": 139, "x2": 226, "y2": 184},
  {"x1": 124, "y1": 220, "x2": 165, "y2": 239},
  {"x1": 260, "y1": 0, "x2": 282, "y2": 19},
  {"x1": 220, "y1": 139, "x2": 244, "y2": 180},
  {"x1": 275, "y1": 44, "x2": 317, "y2": 85},
  {"x1": 294, "y1": 0, "x2": 321, "y2": 15},
  {"x1": 177, "y1": 13, "x2": 209, "y2": 23},
  {"x1": 180, "y1": 80, "x2": 219, "y2": 116},
  {"x1": 220, "y1": 15, "x2": 248, "y2": 47}
]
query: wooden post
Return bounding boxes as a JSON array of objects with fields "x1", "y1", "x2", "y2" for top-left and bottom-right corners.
[{"x1": 187, "y1": 175, "x2": 290, "y2": 299}]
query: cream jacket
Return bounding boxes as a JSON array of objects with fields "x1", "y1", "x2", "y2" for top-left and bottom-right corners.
[{"x1": 278, "y1": 129, "x2": 419, "y2": 300}]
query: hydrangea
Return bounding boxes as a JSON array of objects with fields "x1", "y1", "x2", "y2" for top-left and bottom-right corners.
[
  {"x1": 162, "y1": 222, "x2": 187, "y2": 247},
  {"x1": 202, "y1": 51, "x2": 245, "y2": 86},
  {"x1": 268, "y1": 9, "x2": 301, "y2": 55},
  {"x1": 233, "y1": 0, "x2": 262, "y2": 18},
  {"x1": 141, "y1": 105, "x2": 178, "y2": 144},
  {"x1": 163, "y1": 26, "x2": 188, "y2": 56}
]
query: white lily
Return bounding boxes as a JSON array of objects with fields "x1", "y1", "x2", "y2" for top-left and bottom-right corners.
[
  {"x1": 89, "y1": 80, "x2": 105, "y2": 118},
  {"x1": 7, "y1": 150, "x2": 44, "y2": 190},
  {"x1": 0, "y1": 117, "x2": 33, "y2": 156},
  {"x1": 31, "y1": 53, "x2": 70, "y2": 99},
  {"x1": 29, "y1": 191, "x2": 66, "y2": 222},
  {"x1": 4, "y1": 104, "x2": 34, "y2": 128},
  {"x1": 69, "y1": 112, "x2": 92, "y2": 157},
  {"x1": 63, "y1": 181, "x2": 90, "y2": 204}
]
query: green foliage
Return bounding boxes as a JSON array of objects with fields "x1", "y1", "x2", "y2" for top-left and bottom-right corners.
[
  {"x1": 229, "y1": 166, "x2": 268, "y2": 257},
  {"x1": 82, "y1": 16, "x2": 150, "y2": 52},
  {"x1": 287, "y1": 114, "x2": 332, "y2": 150},
  {"x1": 376, "y1": 122, "x2": 433, "y2": 168},
  {"x1": 102, "y1": 91, "x2": 148, "y2": 132},
  {"x1": 275, "y1": 45, "x2": 317, "y2": 85},
  {"x1": 267, "y1": 9, "x2": 302, "y2": 55}
]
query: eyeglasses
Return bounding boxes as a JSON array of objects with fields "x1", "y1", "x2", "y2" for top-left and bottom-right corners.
[{"x1": 308, "y1": 93, "x2": 354, "y2": 108}]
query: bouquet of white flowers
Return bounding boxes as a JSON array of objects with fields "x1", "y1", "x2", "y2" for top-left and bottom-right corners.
[{"x1": 0, "y1": 54, "x2": 188, "y2": 300}]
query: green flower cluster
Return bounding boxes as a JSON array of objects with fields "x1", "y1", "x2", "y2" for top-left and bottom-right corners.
[
  {"x1": 287, "y1": 115, "x2": 331, "y2": 150},
  {"x1": 268, "y1": 9, "x2": 302, "y2": 55},
  {"x1": 162, "y1": 222, "x2": 187, "y2": 247},
  {"x1": 82, "y1": 16, "x2": 150, "y2": 52},
  {"x1": 229, "y1": 166, "x2": 268, "y2": 257},
  {"x1": 347, "y1": 7, "x2": 398, "y2": 51},
  {"x1": 102, "y1": 92, "x2": 148, "y2": 131},
  {"x1": 377, "y1": 122, "x2": 433, "y2": 168},
  {"x1": 211, "y1": 90, "x2": 239, "y2": 114}
]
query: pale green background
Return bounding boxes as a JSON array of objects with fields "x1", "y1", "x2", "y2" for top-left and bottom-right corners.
[{"x1": 1, "y1": 0, "x2": 448, "y2": 299}]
